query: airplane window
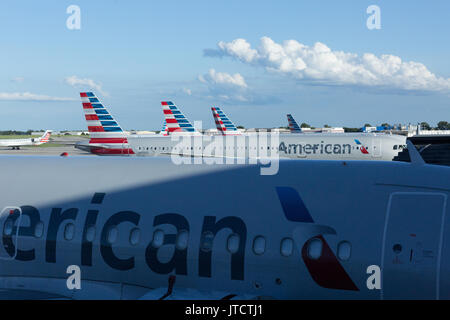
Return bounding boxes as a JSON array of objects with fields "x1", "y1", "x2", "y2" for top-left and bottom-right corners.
[
  {"x1": 64, "y1": 223, "x2": 75, "y2": 241},
  {"x1": 107, "y1": 227, "x2": 118, "y2": 244},
  {"x1": 393, "y1": 145, "x2": 398, "y2": 150},
  {"x1": 152, "y1": 229, "x2": 164, "y2": 248},
  {"x1": 34, "y1": 221, "x2": 44, "y2": 238},
  {"x1": 307, "y1": 238, "x2": 323, "y2": 260},
  {"x1": 176, "y1": 230, "x2": 189, "y2": 250},
  {"x1": 253, "y1": 236, "x2": 266, "y2": 255},
  {"x1": 129, "y1": 228, "x2": 140, "y2": 246},
  {"x1": 337, "y1": 241, "x2": 351, "y2": 261},
  {"x1": 280, "y1": 238, "x2": 294, "y2": 257},
  {"x1": 85, "y1": 226, "x2": 96, "y2": 242},
  {"x1": 3, "y1": 219, "x2": 13, "y2": 236},
  {"x1": 227, "y1": 234, "x2": 240, "y2": 253},
  {"x1": 200, "y1": 232, "x2": 214, "y2": 252}
]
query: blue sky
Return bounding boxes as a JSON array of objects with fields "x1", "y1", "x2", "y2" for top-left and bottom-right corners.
[{"x1": 0, "y1": 0, "x2": 449, "y2": 130}]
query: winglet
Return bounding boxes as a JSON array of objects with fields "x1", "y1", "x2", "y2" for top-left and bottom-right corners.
[{"x1": 406, "y1": 140, "x2": 425, "y2": 165}]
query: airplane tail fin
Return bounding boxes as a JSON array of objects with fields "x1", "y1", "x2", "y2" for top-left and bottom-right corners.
[
  {"x1": 39, "y1": 130, "x2": 52, "y2": 143},
  {"x1": 287, "y1": 114, "x2": 302, "y2": 133},
  {"x1": 80, "y1": 92, "x2": 124, "y2": 134},
  {"x1": 80, "y1": 92, "x2": 133, "y2": 155},
  {"x1": 161, "y1": 101, "x2": 196, "y2": 134},
  {"x1": 211, "y1": 106, "x2": 241, "y2": 135}
]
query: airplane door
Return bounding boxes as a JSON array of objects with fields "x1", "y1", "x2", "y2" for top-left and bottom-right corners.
[
  {"x1": 382, "y1": 193, "x2": 447, "y2": 299},
  {"x1": 372, "y1": 138, "x2": 381, "y2": 158},
  {"x1": 0, "y1": 206, "x2": 22, "y2": 260}
]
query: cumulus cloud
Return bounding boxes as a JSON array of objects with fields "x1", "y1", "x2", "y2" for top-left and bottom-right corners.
[
  {"x1": 198, "y1": 69, "x2": 247, "y2": 88},
  {"x1": 0, "y1": 92, "x2": 75, "y2": 101},
  {"x1": 64, "y1": 75, "x2": 107, "y2": 95},
  {"x1": 197, "y1": 69, "x2": 277, "y2": 104},
  {"x1": 204, "y1": 37, "x2": 450, "y2": 93}
]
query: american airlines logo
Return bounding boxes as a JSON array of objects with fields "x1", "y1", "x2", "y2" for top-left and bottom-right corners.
[
  {"x1": 279, "y1": 142, "x2": 353, "y2": 155},
  {"x1": 279, "y1": 139, "x2": 369, "y2": 155}
]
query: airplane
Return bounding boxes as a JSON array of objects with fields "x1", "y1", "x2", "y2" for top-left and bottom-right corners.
[
  {"x1": 137, "y1": 102, "x2": 406, "y2": 160},
  {"x1": 0, "y1": 142, "x2": 449, "y2": 299},
  {"x1": 0, "y1": 130, "x2": 52, "y2": 150},
  {"x1": 287, "y1": 114, "x2": 344, "y2": 133},
  {"x1": 76, "y1": 92, "x2": 406, "y2": 161}
]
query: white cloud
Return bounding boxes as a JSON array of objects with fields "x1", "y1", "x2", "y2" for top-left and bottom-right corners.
[
  {"x1": 198, "y1": 69, "x2": 247, "y2": 88},
  {"x1": 196, "y1": 69, "x2": 276, "y2": 104},
  {"x1": 64, "y1": 75, "x2": 107, "y2": 95},
  {"x1": 0, "y1": 92, "x2": 75, "y2": 101},
  {"x1": 205, "y1": 37, "x2": 450, "y2": 93}
]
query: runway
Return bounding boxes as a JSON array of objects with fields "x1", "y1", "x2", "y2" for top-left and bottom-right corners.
[{"x1": 0, "y1": 136, "x2": 94, "y2": 156}]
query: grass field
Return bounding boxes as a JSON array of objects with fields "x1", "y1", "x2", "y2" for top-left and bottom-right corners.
[{"x1": 0, "y1": 135, "x2": 40, "y2": 139}]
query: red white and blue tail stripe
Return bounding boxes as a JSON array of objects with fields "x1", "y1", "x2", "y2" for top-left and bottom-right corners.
[
  {"x1": 80, "y1": 92, "x2": 134, "y2": 155},
  {"x1": 160, "y1": 120, "x2": 168, "y2": 136},
  {"x1": 287, "y1": 114, "x2": 302, "y2": 133},
  {"x1": 39, "y1": 130, "x2": 52, "y2": 143},
  {"x1": 211, "y1": 106, "x2": 241, "y2": 135},
  {"x1": 161, "y1": 101, "x2": 196, "y2": 134}
]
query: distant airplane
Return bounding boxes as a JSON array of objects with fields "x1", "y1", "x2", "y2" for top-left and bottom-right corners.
[
  {"x1": 287, "y1": 114, "x2": 302, "y2": 133},
  {"x1": 0, "y1": 130, "x2": 52, "y2": 150},
  {"x1": 0, "y1": 143, "x2": 449, "y2": 299},
  {"x1": 287, "y1": 114, "x2": 344, "y2": 133},
  {"x1": 76, "y1": 92, "x2": 406, "y2": 161}
]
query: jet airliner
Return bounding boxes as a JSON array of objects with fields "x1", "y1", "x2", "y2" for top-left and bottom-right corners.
[
  {"x1": 0, "y1": 130, "x2": 52, "y2": 150},
  {"x1": 77, "y1": 92, "x2": 406, "y2": 161},
  {"x1": 0, "y1": 143, "x2": 449, "y2": 299}
]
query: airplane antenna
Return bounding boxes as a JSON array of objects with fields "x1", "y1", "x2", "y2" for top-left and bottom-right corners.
[{"x1": 406, "y1": 140, "x2": 425, "y2": 165}]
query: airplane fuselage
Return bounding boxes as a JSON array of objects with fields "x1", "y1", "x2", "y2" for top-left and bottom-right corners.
[
  {"x1": 80, "y1": 132, "x2": 407, "y2": 161},
  {"x1": 0, "y1": 156, "x2": 448, "y2": 299}
]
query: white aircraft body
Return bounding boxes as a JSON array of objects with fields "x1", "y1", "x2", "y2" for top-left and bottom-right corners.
[
  {"x1": 76, "y1": 92, "x2": 406, "y2": 161},
  {"x1": 0, "y1": 130, "x2": 52, "y2": 150},
  {"x1": 0, "y1": 143, "x2": 449, "y2": 299}
]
